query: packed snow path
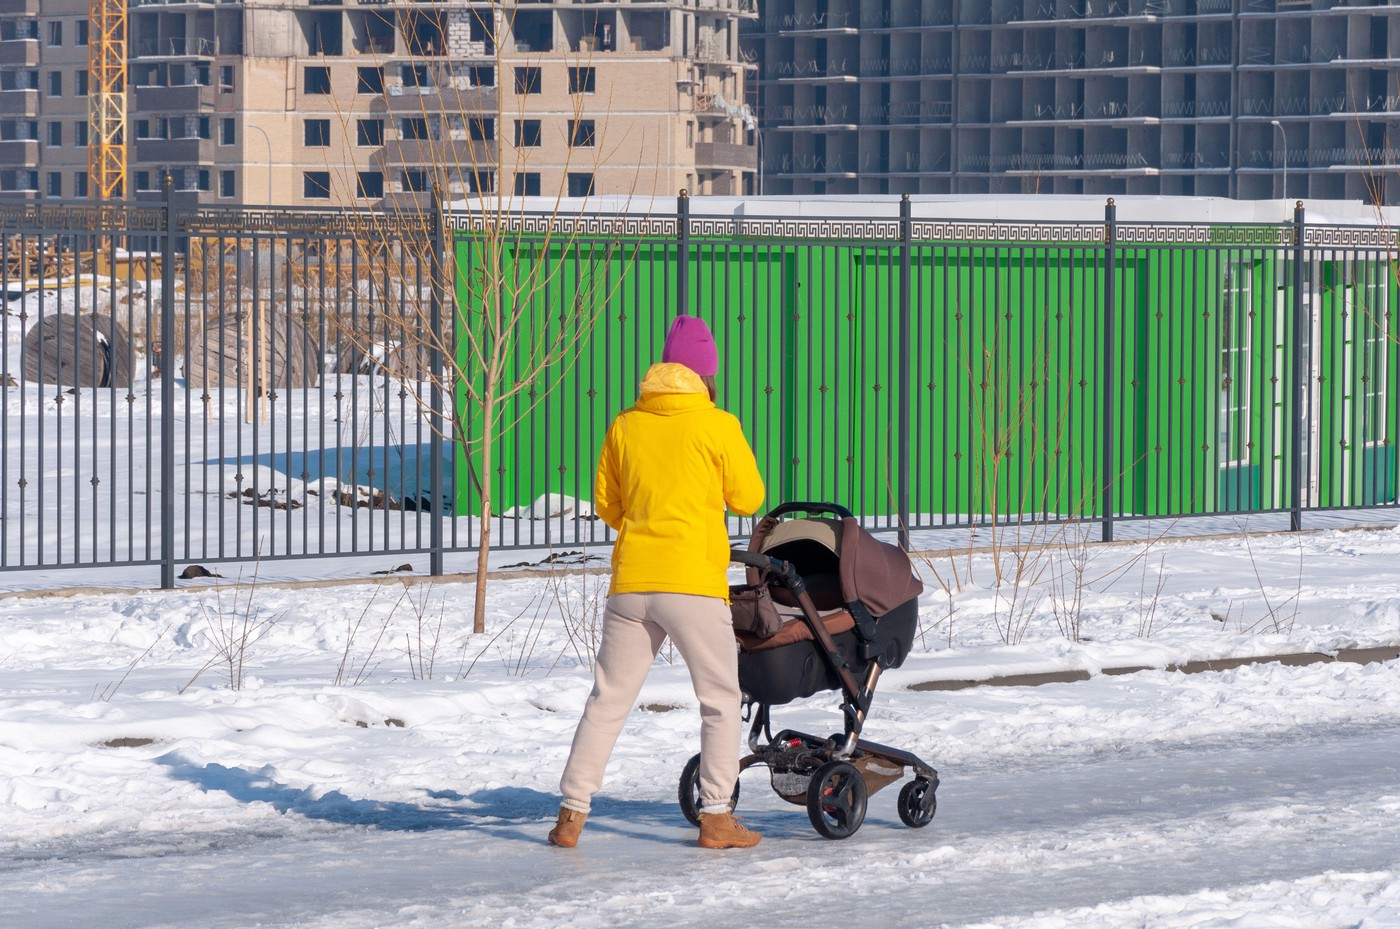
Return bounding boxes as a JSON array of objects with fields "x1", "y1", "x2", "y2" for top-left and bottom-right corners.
[
  {"x1": 7, "y1": 523, "x2": 1400, "y2": 928},
  {"x1": 3, "y1": 693, "x2": 1397, "y2": 929}
]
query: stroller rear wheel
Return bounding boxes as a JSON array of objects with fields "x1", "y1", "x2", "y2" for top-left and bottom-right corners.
[
  {"x1": 677, "y1": 753, "x2": 743, "y2": 827},
  {"x1": 897, "y1": 777, "x2": 937, "y2": 828},
  {"x1": 806, "y1": 760, "x2": 868, "y2": 839}
]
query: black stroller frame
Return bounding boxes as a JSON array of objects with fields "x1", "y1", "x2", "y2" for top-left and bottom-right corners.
[{"x1": 678, "y1": 502, "x2": 940, "y2": 840}]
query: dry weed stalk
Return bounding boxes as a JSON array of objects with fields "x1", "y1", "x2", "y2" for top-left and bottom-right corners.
[
  {"x1": 334, "y1": 583, "x2": 412, "y2": 687},
  {"x1": 1237, "y1": 526, "x2": 1306, "y2": 635},
  {"x1": 404, "y1": 581, "x2": 448, "y2": 680},
  {"x1": 182, "y1": 554, "x2": 285, "y2": 692}
]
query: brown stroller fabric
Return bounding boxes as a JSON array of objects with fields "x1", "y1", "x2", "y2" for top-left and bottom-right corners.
[
  {"x1": 835, "y1": 516, "x2": 924, "y2": 615},
  {"x1": 735, "y1": 609, "x2": 855, "y2": 653},
  {"x1": 731, "y1": 514, "x2": 923, "y2": 632}
]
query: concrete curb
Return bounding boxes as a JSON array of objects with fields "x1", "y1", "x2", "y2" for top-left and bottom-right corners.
[
  {"x1": 2, "y1": 519, "x2": 1396, "y2": 602},
  {"x1": 0, "y1": 564, "x2": 613, "y2": 602},
  {"x1": 908, "y1": 645, "x2": 1400, "y2": 691}
]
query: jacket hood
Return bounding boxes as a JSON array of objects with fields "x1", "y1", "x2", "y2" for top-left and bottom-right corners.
[{"x1": 635, "y1": 363, "x2": 712, "y2": 415}]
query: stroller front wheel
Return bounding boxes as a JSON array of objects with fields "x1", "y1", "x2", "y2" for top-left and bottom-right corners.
[
  {"x1": 806, "y1": 760, "x2": 868, "y2": 839},
  {"x1": 677, "y1": 753, "x2": 742, "y2": 827},
  {"x1": 897, "y1": 777, "x2": 937, "y2": 828}
]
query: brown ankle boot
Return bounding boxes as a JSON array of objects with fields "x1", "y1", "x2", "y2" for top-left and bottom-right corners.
[
  {"x1": 548, "y1": 807, "x2": 587, "y2": 848},
  {"x1": 698, "y1": 811, "x2": 761, "y2": 849}
]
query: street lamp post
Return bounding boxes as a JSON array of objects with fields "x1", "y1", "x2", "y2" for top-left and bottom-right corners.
[
  {"x1": 1270, "y1": 119, "x2": 1288, "y2": 201},
  {"x1": 756, "y1": 127, "x2": 763, "y2": 196},
  {"x1": 246, "y1": 123, "x2": 273, "y2": 204}
]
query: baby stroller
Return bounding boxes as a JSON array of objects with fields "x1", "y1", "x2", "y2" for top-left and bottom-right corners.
[{"x1": 677, "y1": 502, "x2": 939, "y2": 839}]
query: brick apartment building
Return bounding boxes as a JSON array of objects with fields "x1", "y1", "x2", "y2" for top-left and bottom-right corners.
[{"x1": 0, "y1": 0, "x2": 758, "y2": 206}]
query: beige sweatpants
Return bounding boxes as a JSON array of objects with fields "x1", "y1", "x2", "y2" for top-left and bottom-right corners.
[{"x1": 559, "y1": 591, "x2": 741, "y2": 814}]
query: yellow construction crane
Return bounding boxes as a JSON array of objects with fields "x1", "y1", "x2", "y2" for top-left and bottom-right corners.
[{"x1": 88, "y1": 0, "x2": 127, "y2": 201}]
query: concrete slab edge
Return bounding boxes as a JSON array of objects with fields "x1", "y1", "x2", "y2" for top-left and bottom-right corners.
[{"x1": 907, "y1": 645, "x2": 1400, "y2": 691}]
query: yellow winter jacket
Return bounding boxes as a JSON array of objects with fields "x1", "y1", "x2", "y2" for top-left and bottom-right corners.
[{"x1": 595, "y1": 363, "x2": 765, "y2": 600}]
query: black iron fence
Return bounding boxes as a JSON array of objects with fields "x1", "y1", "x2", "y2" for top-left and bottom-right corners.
[{"x1": 2, "y1": 190, "x2": 1397, "y2": 587}]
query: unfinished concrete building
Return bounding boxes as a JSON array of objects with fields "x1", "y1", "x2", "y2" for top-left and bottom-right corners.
[
  {"x1": 2, "y1": 0, "x2": 758, "y2": 206},
  {"x1": 750, "y1": 0, "x2": 1400, "y2": 203},
  {"x1": 0, "y1": 0, "x2": 90, "y2": 200}
]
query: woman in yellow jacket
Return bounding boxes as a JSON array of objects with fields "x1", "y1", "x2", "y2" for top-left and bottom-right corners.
[{"x1": 549, "y1": 315, "x2": 766, "y2": 850}]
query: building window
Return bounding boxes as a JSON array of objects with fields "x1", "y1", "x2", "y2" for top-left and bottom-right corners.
[
  {"x1": 400, "y1": 64, "x2": 428, "y2": 88},
  {"x1": 470, "y1": 65, "x2": 495, "y2": 88},
  {"x1": 75, "y1": 21, "x2": 88, "y2": 46},
  {"x1": 75, "y1": 70, "x2": 87, "y2": 96},
  {"x1": 196, "y1": 168, "x2": 210, "y2": 191},
  {"x1": 514, "y1": 119, "x2": 541, "y2": 148},
  {"x1": 357, "y1": 66, "x2": 383, "y2": 94},
  {"x1": 304, "y1": 66, "x2": 331, "y2": 94},
  {"x1": 470, "y1": 117, "x2": 494, "y2": 141},
  {"x1": 2, "y1": 170, "x2": 33, "y2": 192},
  {"x1": 74, "y1": 172, "x2": 87, "y2": 198},
  {"x1": 47, "y1": 172, "x2": 61, "y2": 197},
  {"x1": 356, "y1": 118, "x2": 383, "y2": 146},
  {"x1": 304, "y1": 119, "x2": 331, "y2": 147},
  {"x1": 514, "y1": 66, "x2": 541, "y2": 95},
  {"x1": 569, "y1": 67, "x2": 595, "y2": 95},
  {"x1": 219, "y1": 170, "x2": 235, "y2": 199},
  {"x1": 402, "y1": 169, "x2": 428, "y2": 193},
  {"x1": 47, "y1": 71, "x2": 62, "y2": 97},
  {"x1": 220, "y1": 117, "x2": 235, "y2": 145},
  {"x1": 75, "y1": 121, "x2": 87, "y2": 146},
  {"x1": 356, "y1": 171, "x2": 383, "y2": 199},
  {"x1": 135, "y1": 170, "x2": 150, "y2": 191},
  {"x1": 1219, "y1": 262, "x2": 1253, "y2": 468},
  {"x1": 0, "y1": 70, "x2": 38, "y2": 91},
  {"x1": 304, "y1": 171, "x2": 331, "y2": 199},
  {"x1": 568, "y1": 119, "x2": 596, "y2": 147},
  {"x1": 514, "y1": 172, "x2": 540, "y2": 196},
  {"x1": 567, "y1": 172, "x2": 594, "y2": 197},
  {"x1": 1344, "y1": 260, "x2": 1391, "y2": 447},
  {"x1": 46, "y1": 21, "x2": 61, "y2": 46},
  {"x1": 0, "y1": 20, "x2": 37, "y2": 39},
  {"x1": 220, "y1": 65, "x2": 234, "y2": 94},
  {"x1": 47, "y1": 121, "x2": 61, "y2": 147},
  {"x1": 2, "y1": 120, "x2": 38, "y2": 141},
  {"x1": 400, "y1": 116, "x2": 429, "y2": 140}
]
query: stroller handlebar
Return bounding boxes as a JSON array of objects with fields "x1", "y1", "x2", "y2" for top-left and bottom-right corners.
[
  {"x1": 762, "y1": 501, "x2": 855, "y2": 521},
  {"x1": 730, "y1": 549, "x2": 788, "y2": 574}
]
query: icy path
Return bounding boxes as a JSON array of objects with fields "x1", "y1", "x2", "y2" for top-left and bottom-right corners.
[{"x1": 4, "y1": 717, "x2": 1397, "y2": 929}]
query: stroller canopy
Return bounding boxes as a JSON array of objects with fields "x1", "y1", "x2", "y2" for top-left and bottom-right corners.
[{"x1": 756, "y1": 515, "x2": 923, "y2": 616}]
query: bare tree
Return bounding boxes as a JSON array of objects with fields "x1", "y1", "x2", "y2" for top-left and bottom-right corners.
[{"x1": 311, "y1": 2, "x2": 653, "y2": 633}]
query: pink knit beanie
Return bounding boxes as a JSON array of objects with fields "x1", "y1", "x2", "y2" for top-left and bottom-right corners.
[{"x1": 661, "y1": 315, "x2": 719, "y2": 377}]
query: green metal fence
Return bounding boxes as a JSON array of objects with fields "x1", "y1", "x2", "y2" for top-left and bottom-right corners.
[
  {"x1": 451, "y1": 198, "x2": 1400, "y2": 544},
  {"x1": 2, "y1": 195, "x2": 1396, "y2": 586}
]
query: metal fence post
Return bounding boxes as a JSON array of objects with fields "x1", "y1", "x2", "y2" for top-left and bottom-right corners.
[
  {"x1": 160, "y1": 176, "x2": 176, "y2": 588},
  {"x1": 677, "y1": 189, "x2": 690, "y2": 316},
  {"x1": 1291, "y1": 201, "x2": 1307, "y2": 532},
  {"x1": 898, "y1": 194, "x2": 913, "y2": 549},
  {"x1": 1101, "y1": 198, "x2": 1117, "y2": 543},
  {"x1": 429, "y1": 185, "x2": 446, "y2": 575}
]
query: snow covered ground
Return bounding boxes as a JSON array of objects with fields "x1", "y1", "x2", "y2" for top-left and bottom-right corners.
[
  {"x1": 3, "y1": 526, "x2": 1400, "y2": 928},
  {"x1": 6, "y1": 277, "x2": 1400, "y2": 926}
]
